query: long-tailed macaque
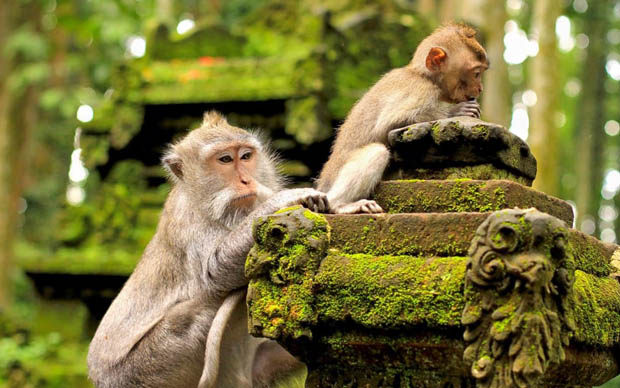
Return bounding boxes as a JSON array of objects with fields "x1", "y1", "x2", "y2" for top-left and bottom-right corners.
[
  {"x1": 317, "y1": 23, "x2": 489, "y2": 214},
  {"x1": 88, "y1": 112, "x2": 328, "y2": 388}
]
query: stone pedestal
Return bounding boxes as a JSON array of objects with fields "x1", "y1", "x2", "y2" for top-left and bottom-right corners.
[{"x1": 245, "y1": 118, "x2": 620, "y2": 388}]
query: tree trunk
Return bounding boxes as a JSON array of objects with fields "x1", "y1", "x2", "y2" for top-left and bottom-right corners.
[
  {"x1": 0, "y1": 0, "x2": 40, "y2": 310},
  {"x1": 0, "y1": 0, "x2": 16, "y2": 310},
  {"x1": 479, "y1": 1, "x2": 511, "y2": 127},
  {"x1": 574, "y1": 0, "x2": 610, "y2": 234},
  {"x1": 529, "y1": 0, "x2": 562, "y2": 196}
]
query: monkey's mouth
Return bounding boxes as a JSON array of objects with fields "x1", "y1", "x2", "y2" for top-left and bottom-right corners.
[{"x1": 232, "y1": 193, "x2": 257, "y2": 204}]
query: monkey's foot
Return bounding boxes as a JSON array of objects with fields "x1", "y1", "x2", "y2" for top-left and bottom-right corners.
[{"x1": 333, "y1": 199, "x2": 383, "y2": 214}]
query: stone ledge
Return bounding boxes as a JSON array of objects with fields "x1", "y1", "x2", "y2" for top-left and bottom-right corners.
[
  {"x1": 325, "y1": 213, "x2": 615, "y2": 277},
  {"x1": 372, "y1": 179, "x2": 574, "y2": 225}
]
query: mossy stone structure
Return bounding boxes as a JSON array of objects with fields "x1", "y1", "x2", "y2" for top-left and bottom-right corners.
[{"x1": 246, "y1": 118, "x2": 620, "y2": 388}]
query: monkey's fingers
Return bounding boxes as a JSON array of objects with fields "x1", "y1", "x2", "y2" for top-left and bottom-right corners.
[
  {"x1": 315, "y1": 195, "x2": 329, "y2": 213},
  {"x1": 302, "y1": 194, "x2": 329, "y2": 213},
  {"x1": 460, "y1": 106, "x2": 480, "y2": 118},
  {"x1": 303, "y1": 197, "x2": 318, "y2": 212},
  {"x1": 368, "y1": 202, "x2": 384, "y2": 213}
]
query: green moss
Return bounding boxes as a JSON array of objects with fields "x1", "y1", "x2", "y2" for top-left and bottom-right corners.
[
  {"x1": 314, "y1": 254, "x2": 467, "y2": 328},
  {"x1": 275, "y1": 204, "x2": 304, "y2": 214},
  {"x1": 247, "y1": 278, "x2": 316, "y2": 340},
  {"x1": 124, "y1": 56, "x2": 314, "y2": 105},
  {"x1": 326, "y1": 213, "x2": 482, "y2": 258},
  {"x1": 569, "y1": 233, "x2": 614, "y2": 277},
  {"x1": 471, "y1": 124, "x2": 489, "y2": 137},
  {"x1": 572, "y1": 270, "x2": 620, "y2": 347},
  {"x1": 387, "y1": 164, "x2": 531, "y2": 185},
  {"x1": 374, "y1": 180, "x2": 508, "y2": 214},
  {"x1": 247, "y1": 207, "x2": 330, "y2": 340}
]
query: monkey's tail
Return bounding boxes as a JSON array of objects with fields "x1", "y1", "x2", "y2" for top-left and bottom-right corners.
[{"x1": 198, "y1": 289, "x2": 246, "y2": 388}]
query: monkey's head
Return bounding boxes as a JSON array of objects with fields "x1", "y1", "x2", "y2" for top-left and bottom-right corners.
[
  {"x1": 411, "y1": 23, "x2": 489, "y2": 103},
  {"x1": 162, "y1": 111, "x2": 284, "y2": 221}
]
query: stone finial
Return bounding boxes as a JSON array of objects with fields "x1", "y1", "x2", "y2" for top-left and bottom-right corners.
[
  {"x1": 387, "y1": 117, "x2": 537, "y2": 185},
  {"x1": 462, "y1": 208, "x2": 576, "y2": 388},
  {"x1": 246, "y1": 206, "x2": 330, "y2": 340}
]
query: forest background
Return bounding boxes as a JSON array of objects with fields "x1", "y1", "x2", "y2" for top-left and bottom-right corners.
[{"x1": 1, "y1": 0, "x2": 619, "y2": 386}]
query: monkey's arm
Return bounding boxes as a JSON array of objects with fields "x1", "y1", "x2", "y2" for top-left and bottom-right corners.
[{"x1": 205, "y1": 188, "x2": 328, "y2": 294}]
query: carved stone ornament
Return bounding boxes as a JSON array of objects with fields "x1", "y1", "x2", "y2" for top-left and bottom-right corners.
[{"x1": 462, "y1": 208, "x2": 576, "y2": 388}]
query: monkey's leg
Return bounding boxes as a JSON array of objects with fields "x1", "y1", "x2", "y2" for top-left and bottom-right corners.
[
  {"x1": 252, "y1": 340, "x2": 305, "y2": 388},
  {"x1": 108, "y1": 297, "x2": 216, "y2": 388},
  {"x1": 327, "y1": 143, "x2": 389, "y2": 214}
]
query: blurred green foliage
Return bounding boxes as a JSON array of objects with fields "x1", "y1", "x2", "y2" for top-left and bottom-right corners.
[{"x1": 6, "y1": 0, "x2": 620, "y2": 387}]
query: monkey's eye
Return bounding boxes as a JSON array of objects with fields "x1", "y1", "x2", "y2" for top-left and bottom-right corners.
[
  {"x1": 218, "y1": 155, "x2": 233, "y2": 164},
  {"x1": 241, "y1": 151, "x2": 252, "y2": 161}
]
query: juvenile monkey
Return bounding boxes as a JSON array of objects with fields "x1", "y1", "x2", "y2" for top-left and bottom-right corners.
[
  {"x1": 317, "y1": 23, "x2": 489, "y2": 214},
  {"x1": 88, "y1": 112, "x2": 327, "y2": 388}
]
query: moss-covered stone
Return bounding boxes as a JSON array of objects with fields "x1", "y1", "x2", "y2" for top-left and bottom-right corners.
[
  {"x1": 246, "y1": 206, "x2": 330, "y2": 341},
  {"x1": 247, "y1": 205, "x2": 620, "y2": 387},
  {"x1": 385, "y1": 164, "x2": 532, "y2": 185},
  {"x1": 373, "y1": 179, "x2": 574, "y2": 225},
  {"x1": 315, "y1": 254, "x2": 467, "y2": 328},
  {"x1": 130, "y1": 57, "x2": 314, "y2": 105},
  {"x1": 388, "y1": 117, "x2": 537, "y2": 183},
  {"x1": 325, "y1": 213, "x2": 487, "y2": 258},
  {"x1": 569, "y1": 232, "x2": 615, "y2": 277},
  {"x1": 572, "y1": 270, "x2": 620, "y2": 347}
]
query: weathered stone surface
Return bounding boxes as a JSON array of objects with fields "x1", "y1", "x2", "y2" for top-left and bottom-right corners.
[
  {"x1": 463, "y1": 209, "x2": 574, "y2": 388},
  {"x1": 301, "y1": 334, "x2": 618, "y2": 388},
  {"x1": 387, "y1": 117, "x2": 536, "y2": 184},
  {"x1": 326, "y1": 212, "x2": 487, "y2": 257},
  {"x1": 246, "y1": 208, "x2": 620, "y2": 387},
  {"x1": 372, "y1": 179, "x2": 574, "y2": 225},
  {"x1": 325, "y1": 213, "x2": 613, "y2": 277},
  {"x1": 245, "y1": 116, "x2": 620, "y2": 387},
  {"x1": 385, "y1": 164, "x2": 532, "y2": 185}
]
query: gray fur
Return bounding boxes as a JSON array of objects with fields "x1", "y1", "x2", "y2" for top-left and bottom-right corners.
[
  {"x1": 88, "y1": 112, "x2": 326, "y2": 388},
  {"x1": 317, "y1": 26, "x2": 485, "y2": 214}
]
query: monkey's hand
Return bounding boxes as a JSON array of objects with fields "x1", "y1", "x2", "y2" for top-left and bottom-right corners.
[
  {"x1": 449, "y1": 100, "x2": 480, "y2": 118},
  {"x1": 273, "y1": 188, "x2": 329, "y2": 213}
]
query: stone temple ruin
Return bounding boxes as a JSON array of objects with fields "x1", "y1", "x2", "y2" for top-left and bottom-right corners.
[{"x1": 245, "y1": 117, "x2": 620, "y2": 387}]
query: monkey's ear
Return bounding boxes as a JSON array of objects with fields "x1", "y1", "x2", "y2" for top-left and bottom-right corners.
[
  {"x1": 425, "y1": 47, "x2": 447, "y2": 71},
  {"x1": 162, "y1": 153, "x2": 184, "y2": 180}
]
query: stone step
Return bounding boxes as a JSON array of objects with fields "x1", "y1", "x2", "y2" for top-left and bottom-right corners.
[
  {"x1": 310, "y1": 253, "x2": 620, "y2": 348},
  {"x1": 372, "y1": 179, "x2": 574, "y2": 225},
  {"x1": 247, "y1": 206, "x2": 620, "y2": 388},
  {"x1": 325, "y1": 212, "x2": 615, "y2": 277}
]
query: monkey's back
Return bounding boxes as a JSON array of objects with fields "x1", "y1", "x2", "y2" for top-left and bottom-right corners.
[{"x1": 316, "y1": 66, "x2": 431, "y2": 192}]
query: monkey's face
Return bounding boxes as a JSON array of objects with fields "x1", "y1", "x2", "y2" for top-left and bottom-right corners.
[
  {"x1": 445, "y1": 55, "x2": 487, "y2": 103},
  {"x1": 208, "y1": 143, "x2": 259, "y2": 210}
]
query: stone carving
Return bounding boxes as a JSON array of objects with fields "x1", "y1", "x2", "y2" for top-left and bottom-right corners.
[
  {"x1": 462, "y1": 208, "x2": 576, "y2": 388},
  {"x1": 245, "y1": 205, "x2": 330, "y2": 341}
]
